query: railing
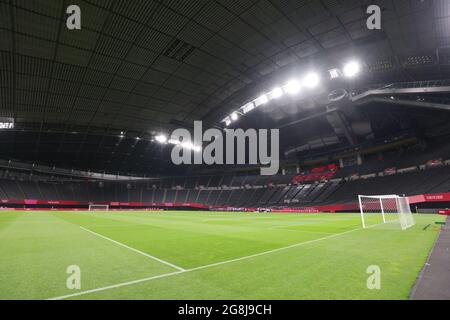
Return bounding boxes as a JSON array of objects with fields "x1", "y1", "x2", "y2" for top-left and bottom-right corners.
[{"x1": 0, "y1": 159, "x2": 147, "y2": 181}]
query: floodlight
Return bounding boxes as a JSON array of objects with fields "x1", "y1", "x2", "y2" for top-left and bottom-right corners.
[
  {"x1": 270, "y1": 87, "x2": 283, "y2": 99},
  {"x1": 155, "y1": 134, "x2": 167, "y2": 143},
  {"x1": 241, "y1": 102, "x2": 255, "y2": 114},
  {"x1": 284, "y1": 79, "x2": 301, "y2": 95},
  {"x1": 181, "y1": 142, "x2": 194, "y2": 149},
  {"x1": 343, "y1": 61, "x2": 361, "y2": 78},
  {"x1": 224, "y1": 118, "x2": 232, "y2": 126},
  {"x1": 230, "y1": 112, "x2": 239, "y2": 121},
  {"x1": 168, "y1": 138, "x2": 180, "y2": 145},
  {"x1": 303, "y1": 73, "x2": 320, "y2": 88},
  {"x1": 254, "y1": 94, "x2": 269, "y2": 106}
]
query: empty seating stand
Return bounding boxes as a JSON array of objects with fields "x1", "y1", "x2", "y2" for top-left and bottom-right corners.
[
  {"x1": 216, "y1": 189, "x2": 232, "y2": 206},
  {"x1": 1, "y1": 164, "x2": 450, "y2": 209}
]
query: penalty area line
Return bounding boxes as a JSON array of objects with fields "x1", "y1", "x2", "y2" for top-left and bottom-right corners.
[
  {"x1": 48, "y1": 222, "x2": 384, "y2": 300},
  {"x1": 79, "y1": 226, "x2": 186, "y2": 272},
  {"x1": 47, "y1": 270, "x2": 185, "y2": 300}
]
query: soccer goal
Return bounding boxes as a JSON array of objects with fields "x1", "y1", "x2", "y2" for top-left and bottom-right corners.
[
  {"x1": 88, "y1": 204, "x2": 109, "y2": 211},
  {"x1": 358, "y1": 195, "x2": 415, "y2": 230}
]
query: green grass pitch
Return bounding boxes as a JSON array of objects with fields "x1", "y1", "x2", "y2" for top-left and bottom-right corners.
[{"x1": 0, "y1": 210, "x2": 444, "y2": 300}]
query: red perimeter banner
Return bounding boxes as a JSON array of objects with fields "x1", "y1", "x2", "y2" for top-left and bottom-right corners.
[{"x1": 408, "y1": 192, "x2": 450, "y2": 204}]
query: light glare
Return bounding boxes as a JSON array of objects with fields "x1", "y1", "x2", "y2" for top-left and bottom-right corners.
[
  {"x1": 284, "y1": 80, "x2": 301, "y2": 95},
  {"x1": 343, "y1": 61, "x2": 361, "y2": 78},
  {"x1": 181, "y1": 142, "x2": 193, "y2": 149},
  {"x1": 155, "y1": 134, "x2": 167, "y2": 143},
  {"x1": 303, "y1": 73, "x2": 320, "y2": 88},
  {"x1": 241, "y1": 102, "x2": 255, "y2": 114},
  {"x1": 254, "y1": 94, "x2": 269, "y2": 106},
  {"x1": 168, "y1": 138, "x2": 180, "y2": 145},
  {"x1": 270, "y1": 87, "x2": 283, "y2": 99}
]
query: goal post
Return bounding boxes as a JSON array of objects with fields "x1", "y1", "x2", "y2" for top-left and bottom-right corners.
[
  {"x1": 88, "y1": 204, "x2": 109, "y2": 211},
  {"x1": 358, "y1": 195, "x2": 415, "y2": 230}
]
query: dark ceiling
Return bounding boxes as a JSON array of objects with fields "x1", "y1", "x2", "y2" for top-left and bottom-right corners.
[{"x1": 1, "y1": 0, "x2": 450, "y2": 175}]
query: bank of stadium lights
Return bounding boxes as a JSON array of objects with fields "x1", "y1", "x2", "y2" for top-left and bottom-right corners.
[
  {"x1": 230, "y1": 112, "x2": 239, "y2": 121},
  {"x1": 181, "y1": 142, "x2": 201, "y2": 152},
  {"x1": 222, "y1": 60, "x2": 362, "y2": 126},
  {"x1": 269, "y1": 87, "x2": 284, "y2": 99},
  {"x1": 343, "y1": 61, "x2": 361, "y2": 78},
  {"x1": 284, "y1": 79, "x2": 302, "y2": 95},
  {"x1": 241, "y1": 102, "x2": 255, "y2": 114},
  {"x1": 302, "y1": 72, "x2": 320, "y2": 89},
  {"x1": 181, "y1": 142, "x2": 193, "y2": 149},
  {"x1": 254, "y1": 94, "x2": 269, "y2": 107},
  {"x1": 155, "y1": 134, "x2": 167, "y2": 144},
  {"x1": 223, "y1": 112, "x2": 240, "y2": 126}
]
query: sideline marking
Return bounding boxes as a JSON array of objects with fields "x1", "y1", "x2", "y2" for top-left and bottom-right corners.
[
  {"x1": 49, "y1": 222, "x2": 385, "y2": 300},
  {"x1": 80, "y1": 226, "x2": 185, "y2": 272}
]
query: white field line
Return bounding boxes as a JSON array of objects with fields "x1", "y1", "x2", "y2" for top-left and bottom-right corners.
[
  {"x1": 202, "y1": 216, "x2": 358, "y2": 223},
  {"x1": 201, "y1": 218, "x2": 249, "y2": 222},
  {"x1": 48, "y1": 221, "x2": 386, "y2": 300},
  {"x1": 47, "y1": 271, "x2": 185, "y2": 300},
  {"x1": 79, "y1": 226, "x2": 185, "y2": 272}
]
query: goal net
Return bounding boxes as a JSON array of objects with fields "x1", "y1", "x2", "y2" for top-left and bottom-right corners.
[
  {"x1": 88, "y1": 204, "x2": 109, "y2": 211},
  {"x1": 358, "y1": 195, "x2": 415, "y2": 230}
]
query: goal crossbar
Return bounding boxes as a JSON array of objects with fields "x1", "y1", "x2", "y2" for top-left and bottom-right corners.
[
  {"x1": 358, "y1": 195, "x2": 415, "y2": 230},
  {"x1": 88, "y1": 204, "x2": 109, "y2": 211}
]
